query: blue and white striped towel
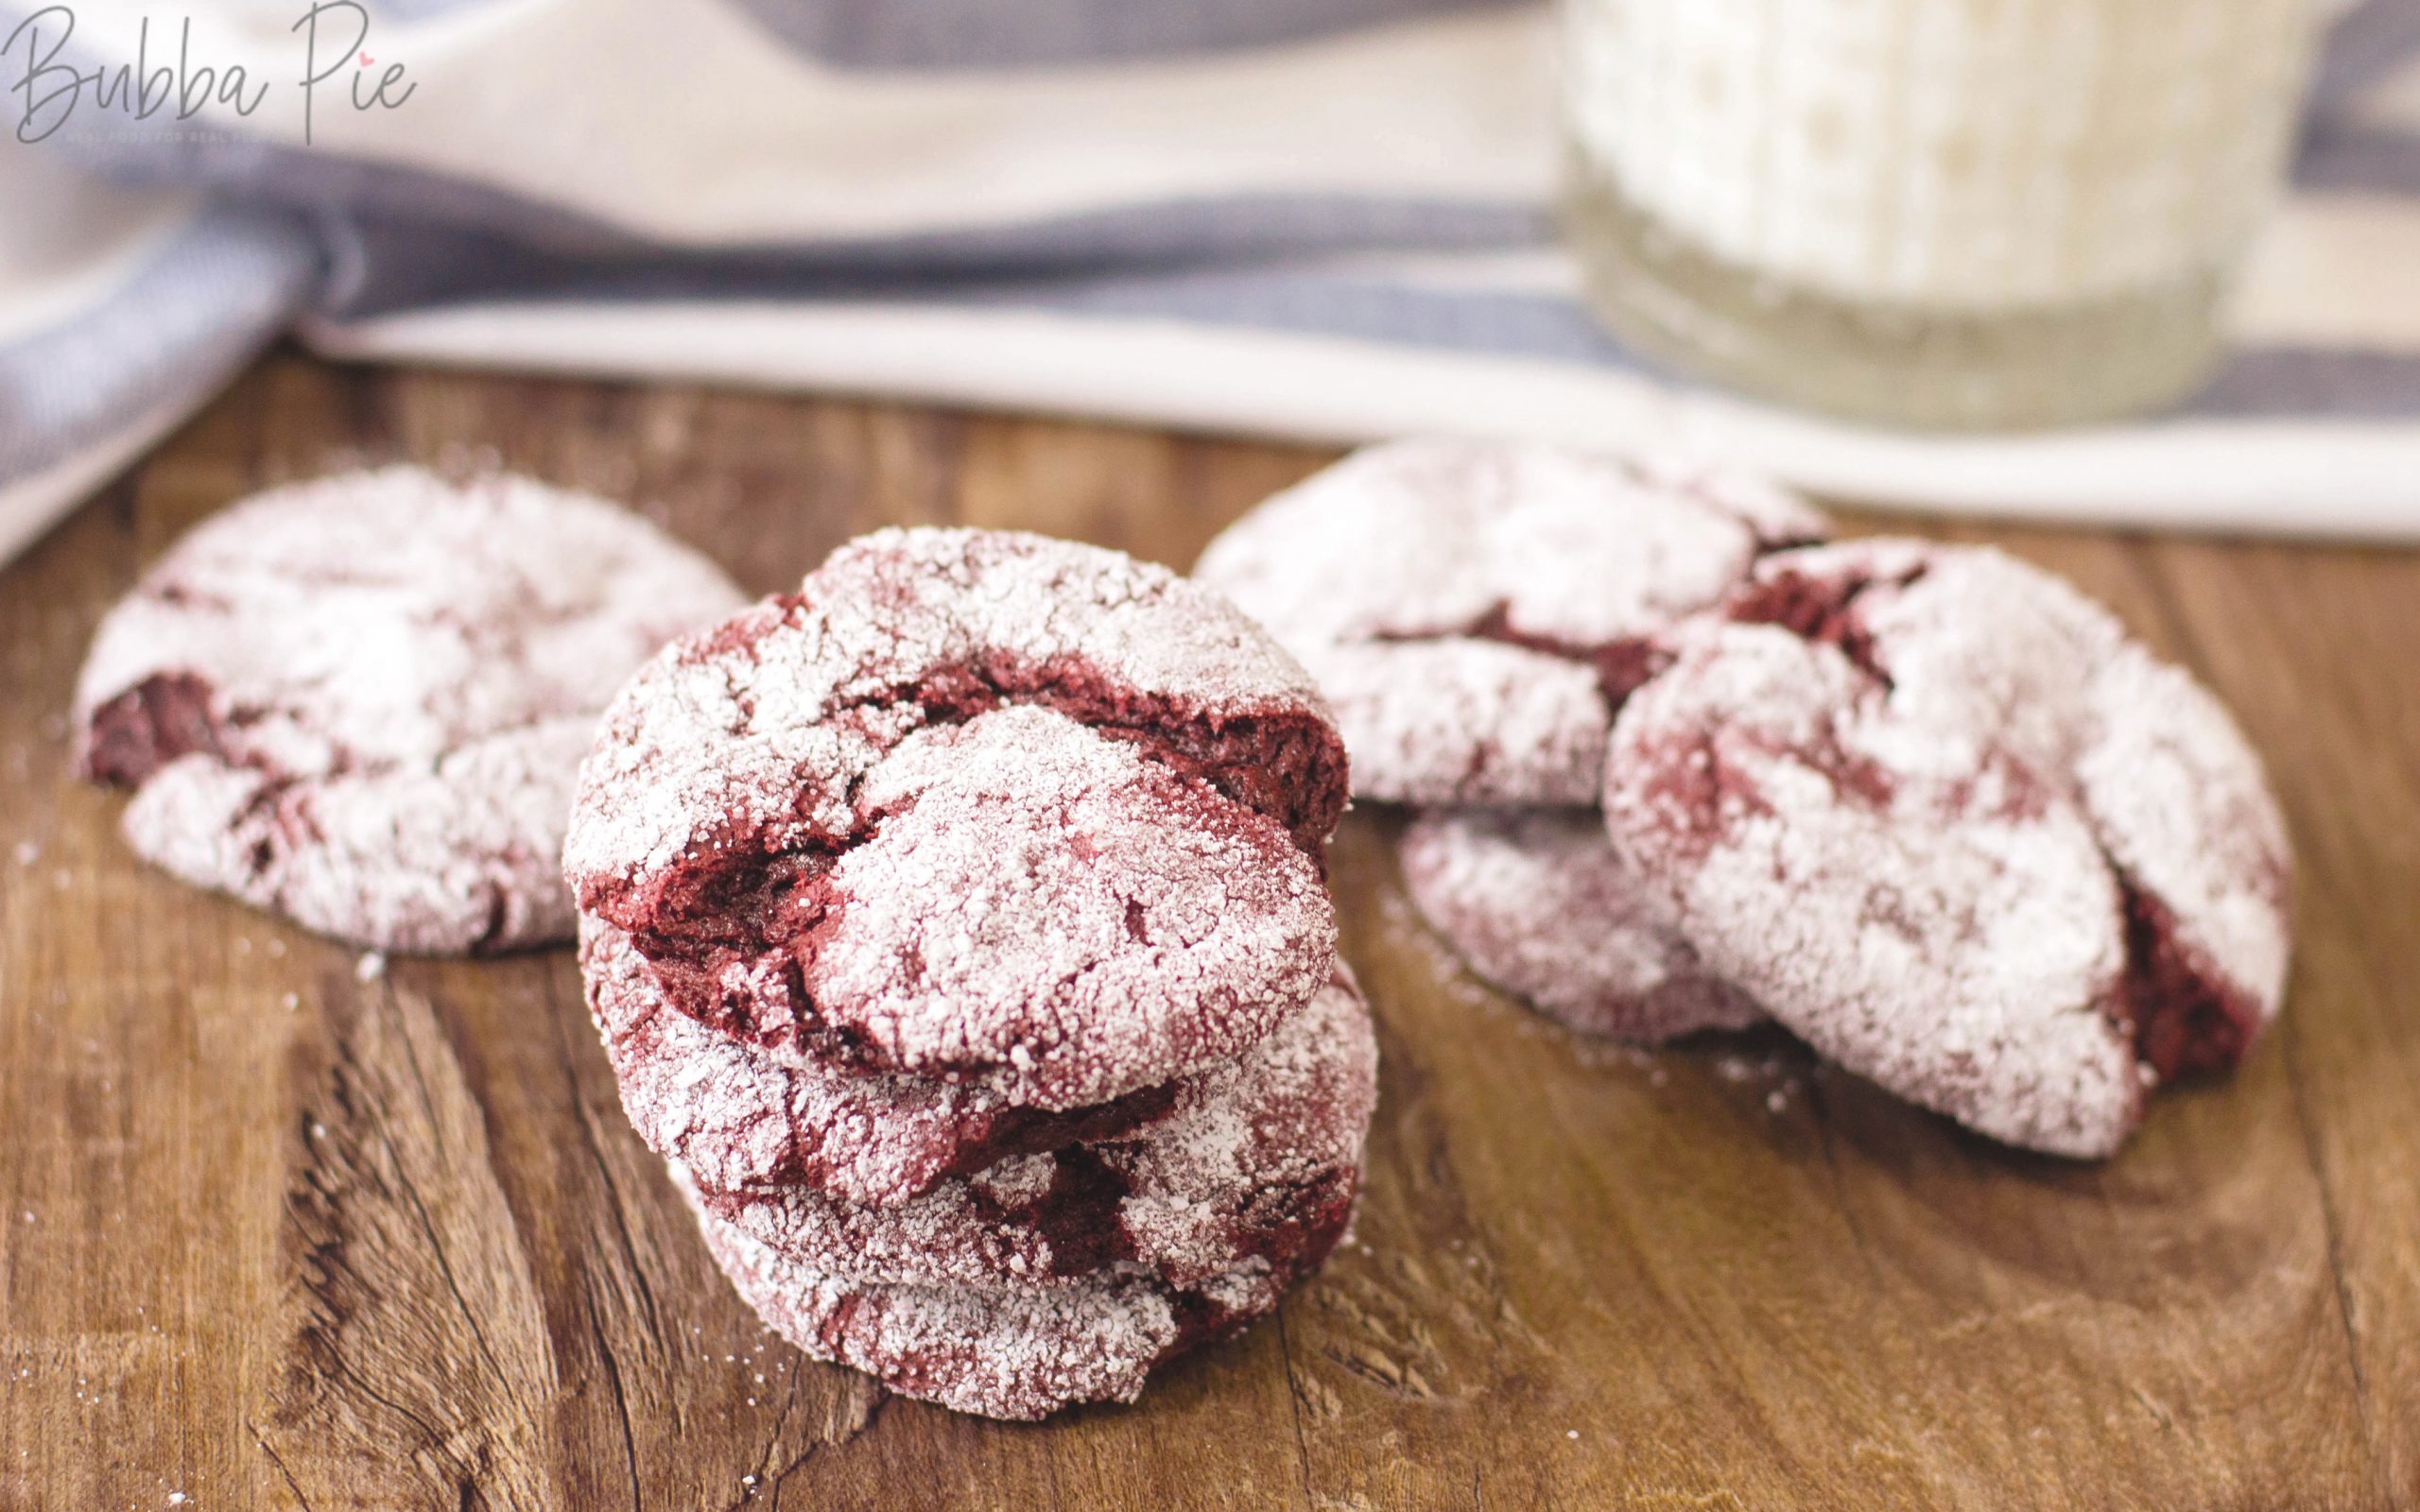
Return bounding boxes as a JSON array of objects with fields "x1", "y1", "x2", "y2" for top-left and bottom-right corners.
[{"x1": 4, "y1": 0, "x2": 2418, "y2": 566}]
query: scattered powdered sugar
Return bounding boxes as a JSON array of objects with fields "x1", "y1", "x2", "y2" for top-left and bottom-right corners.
[
  {"x1": 73, "y1": 467, "x2": 744, "y2": 954},
  {"x1": 1396, "y1": 806, "x2": 1765, "y2": 1042},
  {"x1": 1193, "y1": 438, "x2": 1828, "y2": 804}
]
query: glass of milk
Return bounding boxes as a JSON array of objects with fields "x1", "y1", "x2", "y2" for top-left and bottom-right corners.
[{"x1": 1561, "y1": 0, "x2": 2324, "y2": 429}]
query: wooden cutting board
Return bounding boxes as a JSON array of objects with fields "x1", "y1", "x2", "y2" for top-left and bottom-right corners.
[{"x1": 2, "y1": 353, "x2": 2412, "y2": 1512}]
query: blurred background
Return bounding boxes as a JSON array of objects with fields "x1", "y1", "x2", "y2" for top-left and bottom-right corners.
[{"x1": 4, "y1": 0, "x2": 2417, "y2": 559}]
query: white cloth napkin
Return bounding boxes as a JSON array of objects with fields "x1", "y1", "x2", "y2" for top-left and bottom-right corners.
[{"x1": 4, "y1": 0, "x2": 2418, "y2": 565}]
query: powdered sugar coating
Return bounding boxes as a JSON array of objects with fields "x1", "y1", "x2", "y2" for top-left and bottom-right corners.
[
  {"x1": 583, "y1": 918, "x2": 1177, "y2": 1207},
  {"x1": 74, "y1": 469, "x2": 745, "y2": 954},
  {"x1": 1728, "y1": 541, "x2": 2291, "y2": 1074},
  {"x1": 567, "y1": 528, "x2": 1348, "y2": 1108},
  {"x1": 1606, "y1": 625, "x2": 2142, "y2": 1156},
  {"x1": 683, "y1": 1168, "x2": 1333, "y2": 1420},
  {"x1": 1606, "y1": 541, "x2": 2291, "y2": 1156},
  {"x1": 1295, "y1": 642, "x2": 1612, "y2": 814},
  {"x1": 123, "y1": 723, "x2": 598, "y2": 958},
  {"x1": 2077, "y1": 650, "x2": 2292, "y2": 1071},
  {"x1": 1398, "y1": 808, "x2": 1763, "y2": 1041},
  {"x1": 804, "y1": 707, "x2": 1336, "y2": 1107},
  {"x1": 1194, "y1": 438, "x2": 1827, "y2": 805},
  {"x1": 706, "y1": 970, "x2": 1376, "y2": 1290}
]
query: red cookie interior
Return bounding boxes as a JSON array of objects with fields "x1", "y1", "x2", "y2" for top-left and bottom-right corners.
[
  {"x1": 1195, "y1": 439, "x2": 1828, "y2": 805},
  {"x1": 1606, "y1": 541, "x2": 2290, "y2": 1156},
  {"x1": 566, "y1": 528, "x2": 1350, "y2": 1108},
  {"x1": 74, "y1": 468, "x2": 744, "y2": 954},
  {"x1": 700, "y1": 967, "x2": 1377, "y2": 1291}
]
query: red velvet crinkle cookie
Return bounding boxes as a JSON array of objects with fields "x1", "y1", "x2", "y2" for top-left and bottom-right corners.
[
  {"x1": 1398, "y1": 809, "x2": 1763, "y2": 1042},
  {"x1": 685, "y1": 1172, "x2": 1336, "y2": 1420},
  {"x1": 565, "y1": 528, "x2": 1350, "y2": 1110},
  {"x1": 700, "y1": 969, "x2": 1376, "y2": 1291},
  {"x1": 1604, "y1": 541, "x2": 2291, "y2": 1157},
  {"x1": 1193, "y1": 439, "x2": 1827, "y2": 806},
  {"x1": 73, "y1": 469, "x2": 745, "y2": 954},
  {"x1": 582, "y1": 919, "x2": 1179, "y2": 1207}
]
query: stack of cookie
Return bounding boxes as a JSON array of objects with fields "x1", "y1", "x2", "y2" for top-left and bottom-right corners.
[
  {"x1": 1199, "y1": 439, "x2": 2291, "y2": 1159},
  {"x1": 564, "y1": 527, "x2": 1378, "y2": 1419}
]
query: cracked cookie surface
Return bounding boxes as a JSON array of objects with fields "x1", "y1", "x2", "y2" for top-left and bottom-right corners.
[
  {"x1": 584, "y1": 918, "x2": 1180, "y2": 1208},
  {"x1": 1193, "y1": 438, "x2": 1826, "y2": 805},
  {"x1": 75, "y1": 468, "x2": 744, "y2": 954},
  {"x1": 1604, "y1": 540, "x2": 2290, "y2": 1156},
  {"x1": 695, "y1": 965, "x2": 1375, "y2": 1291},
  {"x1": 566, "y1": 527, "x2": 1350, "y2": 1109}
]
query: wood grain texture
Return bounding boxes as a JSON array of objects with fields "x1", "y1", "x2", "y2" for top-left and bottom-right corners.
[{"x1": 1, "y1": 352, "x2": 2413, "y2": 1511}]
